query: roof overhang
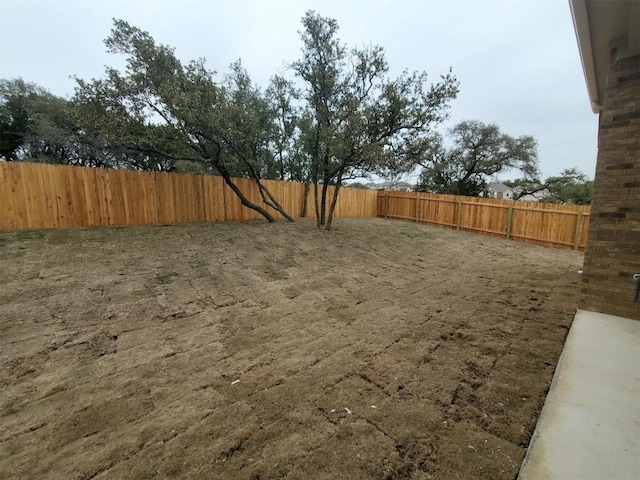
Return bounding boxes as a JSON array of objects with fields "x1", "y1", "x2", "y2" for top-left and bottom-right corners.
[{"x1": 569, "y1": 0, "x2": 640, "y2": 113}]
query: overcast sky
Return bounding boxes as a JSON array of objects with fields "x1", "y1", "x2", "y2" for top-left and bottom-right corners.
[{"x1": 0, "y1": 0, "x2": 598, "y2": 180}]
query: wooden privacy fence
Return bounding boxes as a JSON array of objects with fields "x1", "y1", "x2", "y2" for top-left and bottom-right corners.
[
  {"x1": 0, "y1": 162, "x2": 591, "y2": 251},
  {"x1": 377, "y1": 191, "x2": 590, "y2": 250},
  {"x1": 0, "y1": 162, "x2": 378, "y2": 231}
]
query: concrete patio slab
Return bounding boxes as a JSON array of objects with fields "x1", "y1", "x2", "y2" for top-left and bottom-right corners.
[{"x1": 519, "y1": 309, "x2": 640, "y2": 479}]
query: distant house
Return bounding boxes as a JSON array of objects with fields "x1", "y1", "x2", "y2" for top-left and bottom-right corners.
[{"x1": 486, "y1": 182, "x2": 515, "y2": 200}]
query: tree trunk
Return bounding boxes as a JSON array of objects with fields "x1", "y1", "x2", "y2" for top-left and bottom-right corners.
[
  {"x1": 325, "y1": 175, "x2": 344, "y2": 231},
  {"x1": 219, "y1": 170, "x2": 276, "y2": 222},
  {"x1": 255, "y1": 179, "x2": 295, "y2": 222},
  {"x1": 301, "y1": 182, "x2": 310, "y2": 217},
  {"x1": 230, "y1": 148, "x2": 293, "y2": 222},
  {"x1": 132, "y1": 143, "x2": 279, "y2": 222},
  {"x1": 278, "y1": 150, "x2": 285, "y2": 181},
  {"x1": 319, "y1": 181, "x2": 329, "y2": 227},
  {"x1": 314, "y1": 179, "x2": 321, "y2": 227}
]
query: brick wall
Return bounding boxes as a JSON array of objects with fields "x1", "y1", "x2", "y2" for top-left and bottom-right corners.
[{"x1": 579, "y1": 49, "x2": 640, "y2": 320}]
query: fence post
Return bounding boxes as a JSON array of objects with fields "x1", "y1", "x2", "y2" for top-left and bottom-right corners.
[
  {"x1": 506, "y1": 202, "x2": 514, "y2": 240},
  {"x1": 415, "y1": 197, "x2": 421, "y2": 223},
  {"x1": 384, "y1": 192, "x2": 389, "y2": 219},
  {"x1": 573, "y1": 212, "x2": 583, "y2": 250},
  {"x1": 456, "y1": 200, "x2": 462, "y2": 230}
]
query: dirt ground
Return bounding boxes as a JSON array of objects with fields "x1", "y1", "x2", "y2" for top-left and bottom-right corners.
[{"x1": 0, "y1": 218, "x2": 584, "y2": 480}]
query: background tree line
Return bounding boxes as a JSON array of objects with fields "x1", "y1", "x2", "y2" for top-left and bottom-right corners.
[
  {"x1": 0, "y1": 12, "x2": 591, "y2": 228},
  {"x1": 412, "y1": 120, "x2": 593, "y2": 205}
]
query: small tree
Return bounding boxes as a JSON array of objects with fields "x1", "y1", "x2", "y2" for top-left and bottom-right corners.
[
  {"x1": 415, "y1": 120, "x2": 539, "y2": 196},
  {"x1": 264, "y1": 75, "x2": 301, "y2": 180},
  {"x1": 293, "y1": 11, "x2": 458, "y2": 229},
  {"x1": 264, "y1": 75, "x2": 316, "y2": 216}
]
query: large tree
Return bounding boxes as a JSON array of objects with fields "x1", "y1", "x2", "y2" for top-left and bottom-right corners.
[
  {"x1": 293, "y1": 11, "x2": 459, "y2": 229},
  {"x1": 73, "y1": 20, "x2": 293, "y2": 222},
  {"x1": 0, "y1": 79, "x2": 84, "y2": 164},
  {"x1": 415, "y1": 120, "x2": 539, "y2": 196},
  {"x1": 1, "y1": 79, "x2": 38, "y2": 161},
  {"x1": 0, "y1": 78, "x2": 171, "y2": 169}
]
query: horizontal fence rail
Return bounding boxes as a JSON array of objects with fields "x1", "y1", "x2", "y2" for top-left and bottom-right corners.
[
  {"x1": 0, "y1": 162, "x2": 378, "y2": 231},
  {"x1": 377, "y1": 191, "x2": 590, "y2": 250}
]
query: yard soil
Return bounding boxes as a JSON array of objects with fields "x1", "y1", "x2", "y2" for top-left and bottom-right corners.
[{"x1": 0, "y1": 218, "x2": 584, "y2": 480}]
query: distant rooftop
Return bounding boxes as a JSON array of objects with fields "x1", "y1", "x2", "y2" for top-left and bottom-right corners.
[{"x1": 487, "y1": 182, "x2": 512, "y2": 193}]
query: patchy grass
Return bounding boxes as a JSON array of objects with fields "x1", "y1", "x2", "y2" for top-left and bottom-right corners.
[
  {"x1": 0, "y1": 229, "x2": 47, "y2": 245},
  {"x1": 155, "y1": 271, "x2": 180, "y2": 285}
]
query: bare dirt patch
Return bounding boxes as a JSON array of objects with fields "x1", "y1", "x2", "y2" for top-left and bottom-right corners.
[{"x1": 0, "y1": 218, "x2": 583, "y2": 479}]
